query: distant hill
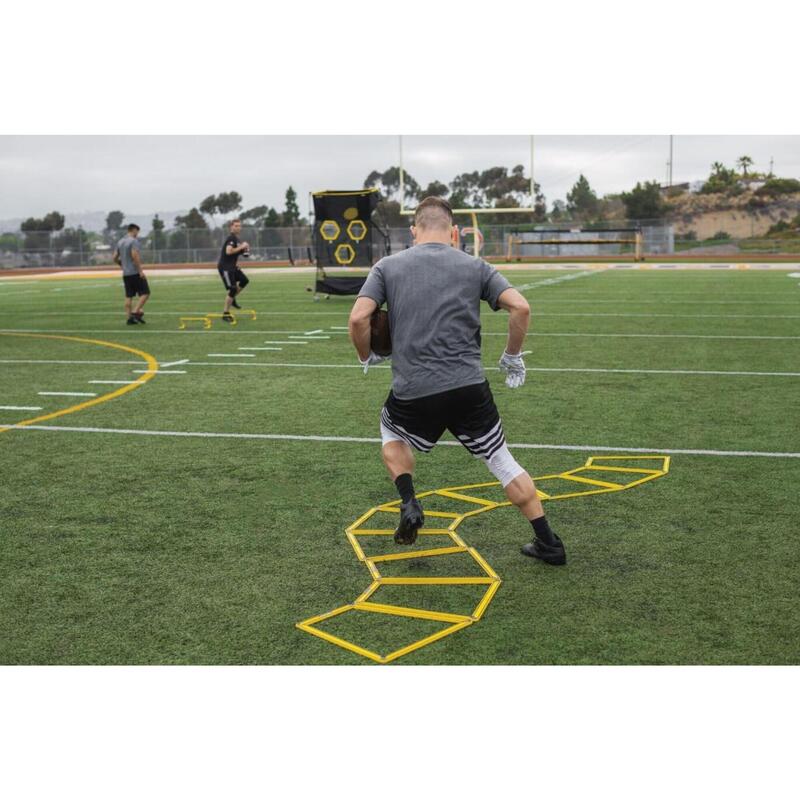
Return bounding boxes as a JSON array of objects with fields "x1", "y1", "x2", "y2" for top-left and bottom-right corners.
[
  {"x1": 0, "y1": 210, "x2": 190, "y2": 235},
  {"x1": 665, "y1": 189, "x2": 800, "y2": 239}
]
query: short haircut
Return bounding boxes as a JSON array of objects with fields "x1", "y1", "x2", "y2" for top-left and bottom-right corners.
[
  {"x1": 229, "y1": 218, "x2": 241, "y2": 227},
  {"x1": 414, "y1": 196, "x2": 454, "y2": 230},
  {"x1": 127, "y1": 223, "x2": 140, "y2": 232}
]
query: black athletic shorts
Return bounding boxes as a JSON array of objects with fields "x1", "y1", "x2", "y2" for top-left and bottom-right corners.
[
  {"x1": 381, "y1": 380, "x2": 506, "y2": 459},
  {"x1": 218, "y1": 267, "x2": 250, "y2": 293},
  {"x1": 123, "y1": 274, "x2": 150, "y2": 298}
]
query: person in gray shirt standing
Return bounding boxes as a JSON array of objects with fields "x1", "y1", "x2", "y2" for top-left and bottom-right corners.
[
  {"x1": 113, "y1": 223, "x2": 150, "y2": 325},
  {"x1": 348, "y1": 196, "x2": 566, "y2": 565}
]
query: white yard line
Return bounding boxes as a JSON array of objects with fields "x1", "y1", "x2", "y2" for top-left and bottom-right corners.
[
  {"x1": 132, "y1": 370, "x2": 187, "y2": 374},
  {"x1": 238, "y1": 347, "x2": 283, "y2": 351},
  {"x1": 304, "y1": 328, "x2": 324, "y2": 335},
  {"x1": 6, "y1": 423, "x2": 800, "y2": 459},
  {"x1": 160, "y1": 359, "x2": 190, "y2": 368},
  {"x1": 263, "y1": 341, "x2": 308, "y2": 345},
  {"x1": 289, "y1": 335, "x2": 330, "y2": 339},
  {"x1": 206, "y1": 353, "x2": 256, "y2": 357},
  {"x1": 0, "y1": 405, "x2": 42, "y2": 410},
  {"x1": 514, "y1": 270, "x2": 600, "y2": 292},
  {"x1": 38, "y1": 391, "x2": 97, "y2": 397},
  {"x1": 88, "y1": 380, "x2": 145, "y2": 385},
  {"x1": 181, "y1": 361, "x2": 800, "y2": 378}
]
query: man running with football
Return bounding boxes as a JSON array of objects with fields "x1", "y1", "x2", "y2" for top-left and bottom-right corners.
[{"x1": 348, "y1": 196, "x2": 566, "y2": 565}]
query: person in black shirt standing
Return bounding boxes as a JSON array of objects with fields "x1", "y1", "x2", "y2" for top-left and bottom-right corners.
[{"x1": 218, "y1": 218, "x2": 251, "y2": 322}]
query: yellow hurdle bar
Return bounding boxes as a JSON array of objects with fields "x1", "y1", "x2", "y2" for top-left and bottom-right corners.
[
  {"x1": 206, "y1": 313, "x2": 237, "y2": 326},
  {"x1": 178, "y1": 316, "x2": 211, "y2": 330}
]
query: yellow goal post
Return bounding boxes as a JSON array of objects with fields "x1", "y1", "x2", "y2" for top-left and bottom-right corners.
[{"x1": 398, "y1": 135, "x2": 539, "y2": 258}]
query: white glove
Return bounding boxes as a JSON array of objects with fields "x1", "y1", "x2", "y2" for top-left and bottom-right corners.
[
  {"x1": 498, "y1": 350, "x2": 526, "y2": 389},
  {"x1": 360, "y1": 351, "x2": 390, "y2": 374}
]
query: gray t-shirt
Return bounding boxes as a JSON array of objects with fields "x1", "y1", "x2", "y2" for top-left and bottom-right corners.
[
  {"x1": 117, "y1": 235, "x2": 141, "y2": 276},
  {"x1": 358, "y1": 242, "x2": 512, "y2": 399}
]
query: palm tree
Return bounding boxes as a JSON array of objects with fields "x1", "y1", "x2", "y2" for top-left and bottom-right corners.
[
  {"x1": 737, "y1": 155, "x2": 754, "y2": 177},
  {"x1": 711, "y1": 161, "x2": 725, "y2": 176}
]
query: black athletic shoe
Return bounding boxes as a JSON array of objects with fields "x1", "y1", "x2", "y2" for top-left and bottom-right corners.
[
  {"x1": 126, "y1": 317, "x2": 138, "y2": 325},
  {"x1": 134, "y1": 312, "x2": 145, "y2": 324},
  {"x1": 231, "y1": 299, "x2": 242, "y2": 309},
  {"x1": 394, "y1": 498, "x2": 425, "y2": 545},
  {"x1": 521, "y1": 535, "x2": 567, "y2": 565},
  {"x1": 222, "y1": 312, "x2": 234, "y2": 323}
]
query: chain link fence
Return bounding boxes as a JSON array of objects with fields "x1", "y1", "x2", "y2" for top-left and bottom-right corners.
[{"x1": 2, "y1": 221, "x2": 799, "y2": 270}]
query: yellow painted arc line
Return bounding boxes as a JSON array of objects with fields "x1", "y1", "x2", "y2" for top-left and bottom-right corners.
[{"x1": 0, "y1": 333, "x2": 158, "y2": 434}]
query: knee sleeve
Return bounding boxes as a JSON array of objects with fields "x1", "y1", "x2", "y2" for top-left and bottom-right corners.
[
  {"x1": 483, "y1": 443, "x2": 525, "y2": 487},
  {"x1": 238, "y1": 274, "x2": 250, "y2": 289}
]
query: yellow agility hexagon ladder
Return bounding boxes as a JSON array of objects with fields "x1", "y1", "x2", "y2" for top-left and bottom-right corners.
[{"x1": 297, "y1": 455, "x2": 670, "y2": 663}]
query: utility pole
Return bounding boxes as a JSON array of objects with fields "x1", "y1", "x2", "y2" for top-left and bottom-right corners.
[
  {"x1": 530, "y1": 134, "x2": 535, "y2": 205},
  {"x1": 398, "y1": 135, "x2": 404, "y2": 212},
  {"x1": 668, "y1": 134, "x2": 674, "y2": 187},
  {"x1": 769, "y1": 156, "x2": 774, "y2": 177}
]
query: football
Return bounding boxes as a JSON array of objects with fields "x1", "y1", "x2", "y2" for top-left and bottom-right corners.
[{"x1": 370, "y1": 309, "x2": 392, "y2": 356}]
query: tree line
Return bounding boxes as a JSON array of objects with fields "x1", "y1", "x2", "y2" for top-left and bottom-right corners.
[{"x1": 6, "y1": 155, "x2": 799, "y2": 261}]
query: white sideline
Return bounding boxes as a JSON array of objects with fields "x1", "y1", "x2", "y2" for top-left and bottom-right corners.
[
  {"x1": 180, "y1": 361, "x2": 800, "y2": 378},
  {"x1": 5, "y1": 423, "x2": 800, "y2": 458},
  {"x1": 2, "y1": 330, "x2": 799, "y2": 342},
  {"x1": 4, "y1": 357, "x2": 799, "y2": 376}
]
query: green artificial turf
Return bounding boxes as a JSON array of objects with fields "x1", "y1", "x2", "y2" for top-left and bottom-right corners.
[{"x1": 1, "y1": 266, "x2": 799, "y2": 664}]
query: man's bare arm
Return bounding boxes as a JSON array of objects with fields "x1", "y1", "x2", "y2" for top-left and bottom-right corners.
[
  {"x1": 113, "y1": 249, "x2": 121, "y2": 266},
  {"x1": 348, "y1": 296, "x2": 378, "y2": 361},
  {"x1": 496, "y1": 288, "x2": 530, "y2": 354}
]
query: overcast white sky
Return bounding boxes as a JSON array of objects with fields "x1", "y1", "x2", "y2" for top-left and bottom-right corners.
[{"x1": 1, "y1": 135, "x2": 798, "y2": 222}]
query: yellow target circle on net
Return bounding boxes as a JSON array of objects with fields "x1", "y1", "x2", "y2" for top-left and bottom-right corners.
[
  {"x1": 334, "y1": 244, "x2": 356, "y2": 265},
  {"x1": 343, "y1": 207, "x2": 359, "y2": 221}
]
